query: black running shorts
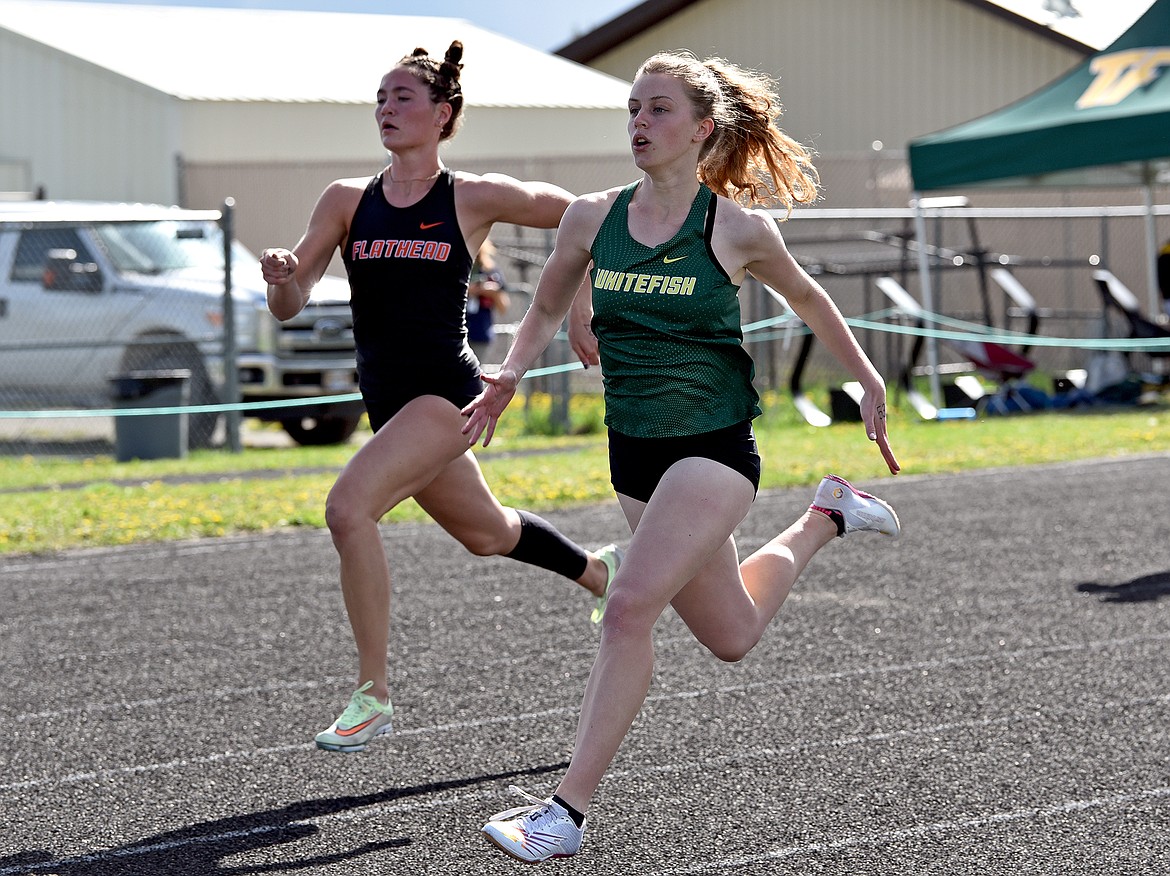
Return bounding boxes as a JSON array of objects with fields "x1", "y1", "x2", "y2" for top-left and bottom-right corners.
[
  {"x1": 607, "y1": 420, "x2": 761, "y2": 503},
  {"x1": 362, "y1": 374, "x2": 485, "y2": 433}
]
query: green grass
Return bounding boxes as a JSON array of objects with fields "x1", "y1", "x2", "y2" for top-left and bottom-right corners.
[{"x1": 1, "y1": 390, "x2": 1167, "y2": 555}]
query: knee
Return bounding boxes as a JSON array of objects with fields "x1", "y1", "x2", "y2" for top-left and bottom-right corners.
[
  {"x1": 697, "y1": 626, "x2": 762, "y2": 659},
  {"x1": 599, "y1": 587, "x2": 659, "y2": 641},
  {"x1": 325, "y1": 485, "x2": 368, "y2": 546},
  {"x1": 703, "y1": 631, "x2": 759, "y2": 664}
]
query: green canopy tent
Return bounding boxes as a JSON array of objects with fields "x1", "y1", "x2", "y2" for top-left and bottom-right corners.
[
  {"x1": 909, "y1": 1, "x2": 1170, "y2": 194},
  {"x1": 904, "y1": 0, "x2": 1170, "y2": 403}
]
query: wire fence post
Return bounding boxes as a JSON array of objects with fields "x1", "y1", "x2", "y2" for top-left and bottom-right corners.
[
  {"x1": 912, "y1": 195, "x2": 944, "y2": 408},
  {"x1": 221, "y1": 197, "x2": 242, "y2": 453}
]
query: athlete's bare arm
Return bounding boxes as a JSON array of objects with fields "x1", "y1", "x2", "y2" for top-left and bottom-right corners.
[
  {"x1": 716, "y1": 203, "x2": 899, "y2": 474},
  {"x1": 453, "y1": 172, "x2": 576, "y2": 257},
  {"x1": 262, "y1": 179, "x2": 364, "y2": 320}
]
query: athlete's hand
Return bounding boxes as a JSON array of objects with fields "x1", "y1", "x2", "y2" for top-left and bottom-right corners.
[
  {"x1": 461, "y1": 369, "x2": 520, "y2": 447},
  {"x1": 862, "y1": 392, "x2": 900, "y2": 475},
  {"x1": 260, "y1": 248, "x2": 298, "y2": 285},
  {"x1": 567, "y1": 317, "x2": 600, "y2": 368},
  {"x1": 566, "y1": 273, "x2": 599, "y2": 368}
]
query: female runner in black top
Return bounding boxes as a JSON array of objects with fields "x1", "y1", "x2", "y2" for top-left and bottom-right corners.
[{"x1": 261, "y1": 42, "x2": 620, "y2": 753}]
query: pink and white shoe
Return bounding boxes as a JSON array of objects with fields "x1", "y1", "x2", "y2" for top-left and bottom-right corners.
[{"x1": 810, "y1": 474, "x2": 900, "y2": 537}]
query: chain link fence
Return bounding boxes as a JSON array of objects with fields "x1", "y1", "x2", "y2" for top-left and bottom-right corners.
[
  {"x1": 774, "y1": 203, "x2": 1170, "y2": 397},
  {"x1": 0, "y1": 202, "x2": 363, "y2": 457},
  {"x1": 0, "y1": 205, "x2": 231, "y2": 455},
  {"x1": 465, "y1": 201, "x2": 1170, "y2": 428},
  {"x1": 3, "y1": 172, "x2": 1168, "y2": 456}
]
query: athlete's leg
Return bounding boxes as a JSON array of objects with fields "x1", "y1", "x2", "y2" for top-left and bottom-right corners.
[
  {"x1": 553, "y1": 457, "x2": 755, "y2": 813},
  {"x1": 324, "y1": 395, "x2": 476, "y2": 701},
  {"x1": 670, "y1": 509, "x2": 838, "y2": 661},
  {"x1": 416, "y1": 447, "x2": 612, "y2": 598}
]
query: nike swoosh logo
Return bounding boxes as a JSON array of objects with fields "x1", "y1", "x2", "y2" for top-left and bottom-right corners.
[
  {"x1": 419, "y1": 221, "x2": 443, "y2": 230},
  {"x1": 663, "y1": 254, "x2": 687, "y2": 263},
  {"x1": 336, "y1": 716, "x2": 382, "y2": 736}
]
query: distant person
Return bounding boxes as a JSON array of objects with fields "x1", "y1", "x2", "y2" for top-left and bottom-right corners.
[
  {"x1": 260, "y1": 41, "x2": 620, "y2": 755},
  {"x1": 464, "y1": 50, "x2": 900, "y2": 862},
  {"x1": 466, "y1": 239, "x2": 510, "y2": 363}
]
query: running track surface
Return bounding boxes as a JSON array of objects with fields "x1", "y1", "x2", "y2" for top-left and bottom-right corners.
[{"x1": 2, "y1": 456, "x2": 1169, "y2": 875}]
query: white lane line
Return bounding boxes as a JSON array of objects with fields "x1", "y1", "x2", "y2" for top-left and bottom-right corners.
[
  {"x1": 0, "y1": 534, "x2": 312, "y2": 573},
  {"x1": 4, "y1": 680, "x2": 1167, "y2": 795},
  {"x1": 645, "y1": 787, "x2": 1170, "y2": 874},
  {"x1": 13, "y1": 630, "x2": 1170, "y2": 725},
  {"x1": 3, "y1": 723, "x2": 1167, "y2": 875},
  {"x1": 13, "y1": 678, "x2": 351, "y2": 721}
]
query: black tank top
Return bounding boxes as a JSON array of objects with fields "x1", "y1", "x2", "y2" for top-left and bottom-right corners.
[{"x1": 342, "y1": 168, "x2": 479, "y2": 406}]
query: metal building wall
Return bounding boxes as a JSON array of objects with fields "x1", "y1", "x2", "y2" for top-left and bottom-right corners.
[
  {"x1": 181, "y1": 151, "x2": 637, "y2": 278},
  {"x1": 0, "y1": 29, "x2": 180, "y2": 203},
  {"x1": 178, "y1": 104, "x2": 632, "y2": 261},
  {"x1": 177, "y1": 103, "x2": 630, "y2": 164},
  {"x1": 2, "y1": 15, "x2": 629, "y2": 209},
  {"x1": 584, "y1": 0, "x2": 1085, "y2": 160}
]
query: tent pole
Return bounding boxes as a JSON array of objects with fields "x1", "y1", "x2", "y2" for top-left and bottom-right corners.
[
  {"x1": 1143, "y1": 168, "x2": 1161, "y2": 316},
  {"x1": 912, "y1": 194, "x2": 943, "y2": 410}
]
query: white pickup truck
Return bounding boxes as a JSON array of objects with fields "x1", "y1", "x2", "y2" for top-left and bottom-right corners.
[{"x1": 0, "y1": 200, "x2": 363, "y2": 447}]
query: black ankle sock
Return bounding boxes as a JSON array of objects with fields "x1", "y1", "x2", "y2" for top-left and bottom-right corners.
[
  {"x1": 552, "y1": 794, "x2": 585, "y2": 827},
  {"x1": 811, "y1": 504, "x2": 846, "y2": 537}
]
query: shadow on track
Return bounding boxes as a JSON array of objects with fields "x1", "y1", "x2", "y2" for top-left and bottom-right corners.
[
  {"x1": 1076, "y1": 569, "x2": 1170, "y2": 603},
  {"x1": 3, "y1": 762, "x2": 568, "y2": 876}
]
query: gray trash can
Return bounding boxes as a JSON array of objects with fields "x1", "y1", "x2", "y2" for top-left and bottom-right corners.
[{"x1": 108, "y1": 369, "x2": 191, "y2": 461}]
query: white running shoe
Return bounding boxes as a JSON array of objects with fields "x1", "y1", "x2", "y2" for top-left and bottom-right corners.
[
  {"x1": 314, "y1": 681, "x2": 394, "y2": 752},
  {"x1": 482, "y1": 786, "x2": 585, "y2": 863},
  {"x1": 810, "y1": 474, "x2": 900, "y2": 537}
]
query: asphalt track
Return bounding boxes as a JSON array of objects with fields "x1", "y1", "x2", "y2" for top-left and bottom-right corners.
[{"x1": 2, "y1": 454, "x2": 1169, "y2": 875}]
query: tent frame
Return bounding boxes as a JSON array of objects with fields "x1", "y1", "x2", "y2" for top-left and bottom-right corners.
[{"x1": 908, "y1": 0, "x2": 1170, "y2": 323}]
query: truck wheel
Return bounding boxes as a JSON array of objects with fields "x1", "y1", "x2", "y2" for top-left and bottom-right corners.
[{"x1": 281, "y1": 414, "x2": 361, "y2": 446}]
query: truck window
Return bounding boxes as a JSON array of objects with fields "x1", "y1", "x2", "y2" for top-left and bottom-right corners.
[
  {"x1": 11, "y1": 228, "x2": 93, "y2": 283},
  {"x1": 92, "y1": 221, "x2": 227, "y2": 274}
]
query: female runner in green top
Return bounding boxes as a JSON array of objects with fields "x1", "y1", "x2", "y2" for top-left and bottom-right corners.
[{"x1": 463, "y1": 50, "x2": 901, "y2": 863}]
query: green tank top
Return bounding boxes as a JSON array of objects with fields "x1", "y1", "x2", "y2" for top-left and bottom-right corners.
[{"x1": 590, "y1": 182, "x2": 761, "y2": 438}]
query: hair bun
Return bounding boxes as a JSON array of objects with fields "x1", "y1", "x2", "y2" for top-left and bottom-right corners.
[{"x1": 444, "y1": 40, "x2": 464, "y2": 69}]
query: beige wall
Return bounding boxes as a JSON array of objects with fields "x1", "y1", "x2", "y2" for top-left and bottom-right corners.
[
  {"x1": 2, "y1": 26, "x2": 629, "y2": 207},
  {"x1": 179, "y1": 103, "x2": 381, "y2": 164},
  {"x1": 0, "y1": 30, "x2": 180, "y2": 203},
  {"x1": 585, "y1": 0, "x2": 1085, "y2": 160},
  {"x1": 181, "y1": 152, "x2": 639, "y2": 276},
  {"x1": 450, "y1": 106, "x2": 632, "y2": 160},
  {"x1": 178, "y1": 103, "x2": 631, "y2": 164}
]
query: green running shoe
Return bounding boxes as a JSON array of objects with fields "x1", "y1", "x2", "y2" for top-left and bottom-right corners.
[
  {"x1": 590, "y1": 543, "x2": 623, "y2": 625},
  {"x1": 315, "y1": 680, "x2": 394, "y2": 752}
]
